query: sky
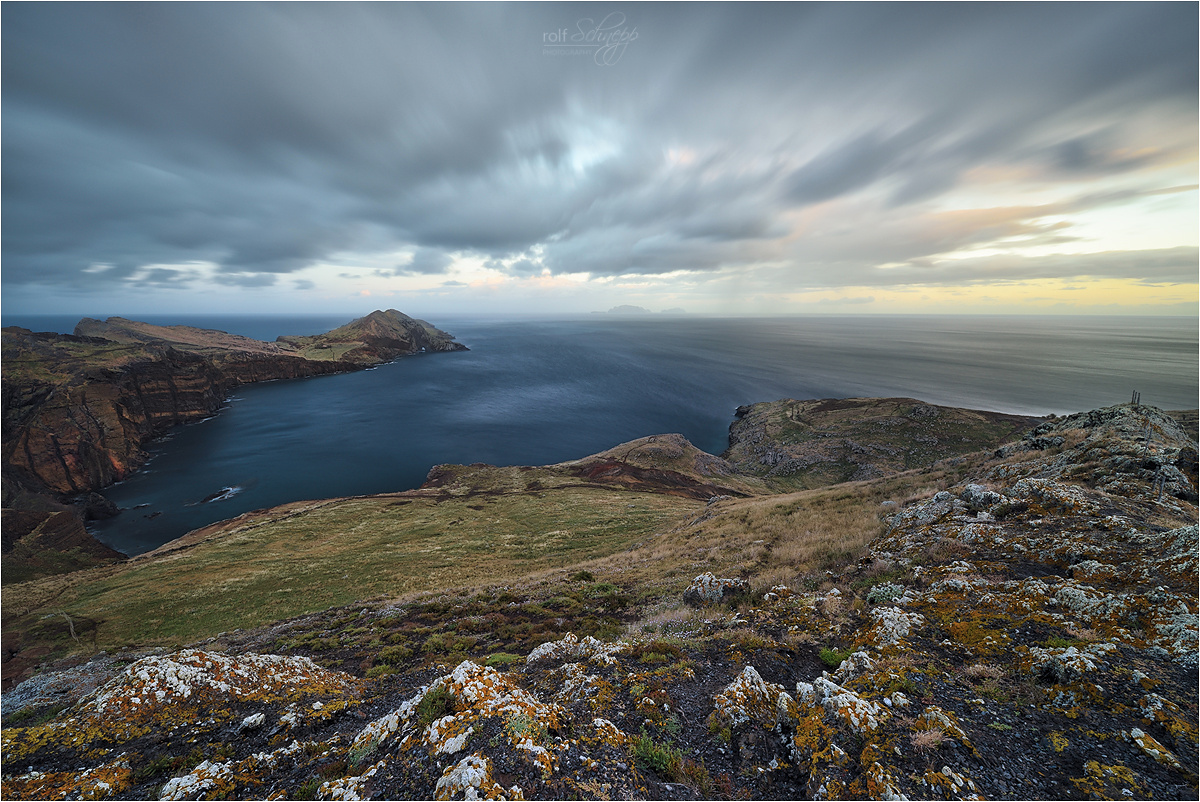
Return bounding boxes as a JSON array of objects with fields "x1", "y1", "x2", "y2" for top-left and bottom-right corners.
[{"x1": 2, "y1": 2, "x2": 1197, "y2": 318}]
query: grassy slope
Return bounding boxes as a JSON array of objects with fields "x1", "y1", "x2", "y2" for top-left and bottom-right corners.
[
  {"x1": 3, "y1": 485, "x2": 700, "y2": 655},
  {"x1": 1, "y1": 333, "x2": 156, "y2": 387},
  {"x1": 2, "y1": 441, "x2": 992, "y2": 668}
]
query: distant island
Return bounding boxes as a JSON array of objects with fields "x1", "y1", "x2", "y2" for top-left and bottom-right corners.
[
  {"x1": 598, "y1": 305, "x2": 688, "y2": 315},
  {"x1": 1, "y1": 310, "x2": 466, "y2": 581}
]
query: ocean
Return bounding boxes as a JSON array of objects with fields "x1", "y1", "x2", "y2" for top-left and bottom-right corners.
[{"x1": 4, "y1": 313, "x2": 1196, "y2": 556}]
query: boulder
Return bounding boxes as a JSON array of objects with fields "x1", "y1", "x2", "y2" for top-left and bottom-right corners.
[{"x1": 683, "y1": 572, "x2": 751, "y2": 606}]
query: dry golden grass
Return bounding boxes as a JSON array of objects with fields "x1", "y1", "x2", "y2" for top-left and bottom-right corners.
[
  {"x1": 4, "y1": 439, "x2": 989, "y2": 668},
  {"x1": 572, "y1": 462, "x2": 978, "y2": 600},
  {"x1": 910, "y1": 729, "x2": 945, "y2": 750},
  {"x1": 962, "y1": 663, "x2": 1005, "y2": 681}
]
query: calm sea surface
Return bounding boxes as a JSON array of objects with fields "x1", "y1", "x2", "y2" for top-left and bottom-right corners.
[{"x1": 5, "y1": 314, "x2": 1196, "y2": 555}]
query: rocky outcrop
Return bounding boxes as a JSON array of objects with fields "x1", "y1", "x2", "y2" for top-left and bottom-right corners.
[
  {"x1": 683, "y1": 572, "x2": 751, "y2": 606},
  {"x1": 277, "y1": 309, "x2": 468, "y2": 364},
  {"x1": 726, "y1": 397, "x2": 1043, "y2": 490}
]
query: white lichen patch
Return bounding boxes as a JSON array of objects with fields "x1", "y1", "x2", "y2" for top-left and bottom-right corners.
[
  {"x1": 160, "y1": 759, "x2": 234, "y2": 801},
  {"x1": 1022, "y1": 642, "x2": 1117, "y2": 683},
  {"x1": 1130, "y1": 728, "x2": 1185, "y2": 771},
  {"x1": 868, "y1": 608, "x2": 926, "y2": 647},
  {"x1": 318, "y1": 759, "x2": 387, "y2": 801},
  {"x1": 526, "y1": 633, "x2": 626, "y2": 666},
  {"x1": 434, "y1": 753, "x2": 521, "y2": 800}
]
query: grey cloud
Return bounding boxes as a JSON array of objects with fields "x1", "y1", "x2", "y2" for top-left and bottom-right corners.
[
  {"x1": 395, "y1": 248, "x2": 454, "y2": 276},
  {"x1": 213, "y1": 273, "x2": 279, "y2": 288},
  {"x1": 2, "y1": 2, "x2": 1195, "y2": 298}
]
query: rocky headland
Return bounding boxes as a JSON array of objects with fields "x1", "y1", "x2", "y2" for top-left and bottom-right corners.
[
  {"x1": 2, "y1": 396, "x2": 1196, "y2": 800},
  {"x1": 726, "y1": 397, "x2": 1043, "y2": 490},
  {"x1": 1, "y1": 310, "x2": 466, "y2": 583}
]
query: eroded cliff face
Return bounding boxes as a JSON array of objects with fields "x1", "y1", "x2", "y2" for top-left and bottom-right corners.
[{"x1": 2, "y1": 311, "x2": 466, "y2": 499}]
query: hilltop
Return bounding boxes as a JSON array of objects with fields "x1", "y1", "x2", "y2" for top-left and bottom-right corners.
[
  {"x1": 726, "y1": 397, "x2": 1041, "y2": 490},
  {"x1": 2, "y1": 396, "x2": 1195, "y2": 799},
  {"x1": 0, "y1": 311, "x2": 466, "y2": 584}
]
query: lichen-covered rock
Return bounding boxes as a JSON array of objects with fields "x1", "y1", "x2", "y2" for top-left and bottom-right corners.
[
  {"x1": 797, "y1": 677, "x2": 887, "y2": 734},
  {"x1": 832, "y1": 651, "x2": 875, "y2": 683},
  {"x1": 88, "y1": 649, "x2": 358, "y2": 718},
  {"x1": 960, "y1": 483, "x2": 1003, "y2": 509},
  {"x1": 1131, "y1": 728, "x2": 1186, "y2": 771},
  {"x1": 1022, "y1": 642, "x2": 1118, "y2": 684},
  {"x1": 868, "y1": 607, "x2": 925, "y2": 647},
  {"x1": 160, "y1": 759, "x2": 235, "y2": 801},
  {"x1": 434, "y1": 753, "x2": 520, "y2": 800},
  {"x1": 713, "y1": 666, "x2": 793, "y2": 729},
  {"x1": 525, "y1": 633, "x2": 625, "y2": 666},
  {"x1": 886, "y1": 491, "x2": 965, "y2": 532},
  {"x1": 683, "y1": 572, "x2": 750, "y2": 606}
]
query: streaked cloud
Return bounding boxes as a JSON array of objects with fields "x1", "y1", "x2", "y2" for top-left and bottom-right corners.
[{"x1": 2, "y1": 2, "x2": 1195, "y2": 315}]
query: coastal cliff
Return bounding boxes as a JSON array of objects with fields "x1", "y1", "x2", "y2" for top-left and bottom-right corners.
[{"x1": 0, "y1": 311, "x2": 466, "y2": 580}]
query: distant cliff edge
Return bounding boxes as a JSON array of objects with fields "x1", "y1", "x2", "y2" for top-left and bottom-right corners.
[{"x1": 1, "y1": 310, "x2": 466, "y2": 580}]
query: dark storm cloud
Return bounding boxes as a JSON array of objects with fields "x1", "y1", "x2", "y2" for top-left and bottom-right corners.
[{"x1": 2, "y1": 2, "x2": 1195, "y2": 295}]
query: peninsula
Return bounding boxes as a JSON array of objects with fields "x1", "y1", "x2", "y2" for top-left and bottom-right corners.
[{"x1": 1, "y1": 310, "x2": 466, "y2": 581}]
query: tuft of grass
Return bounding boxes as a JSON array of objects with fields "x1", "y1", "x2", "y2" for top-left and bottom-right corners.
[
  {"x1": 910, "y1": 729, "x2": 945, "y2": 751},
  {"x1": 504, "y1": 712, "x2": 546, "y2": 744},
  {"x1": 483, "y1": 652, "x2": 522, "y2": 668},
  {"x1": 1044, "y1": 635, "x2": 1083, "y2": 649},
  {"x1": 416, "y1": 685, "x2": 455, "y2": 728},
  {"x1": 295, "y1": 778, "x2": 322, "y2": 799},
  {"x1": 819, "y1": 646, "x2": 853, "y2": 668},
  {"x1": 3, "y1": 702, "x2": 70, "y2": 728}
]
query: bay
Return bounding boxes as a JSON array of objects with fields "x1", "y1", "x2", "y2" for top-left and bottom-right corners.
[{"x1": 4, "y1": 314, "x2": 1196, "y2": 556}]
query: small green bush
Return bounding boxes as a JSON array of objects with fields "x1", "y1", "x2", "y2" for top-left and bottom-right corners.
[
  {"x1": 632, "y1": 731, "x2": 683, "y2": 780},
  {"x1": 376, "y1": 644, "x2": 414, "y2": 665},
  {"x1": 865, "y1": 583, "x2": 905, "y2": 605}
]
